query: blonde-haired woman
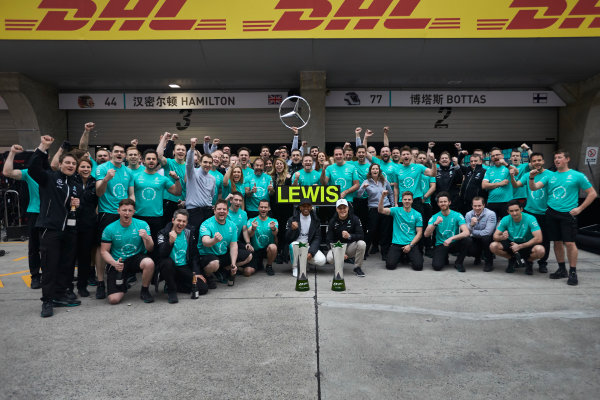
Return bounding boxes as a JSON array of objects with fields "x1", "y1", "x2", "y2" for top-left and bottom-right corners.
[{"x1": 270, "y1": 158, "x2": 292, "y2": 262}]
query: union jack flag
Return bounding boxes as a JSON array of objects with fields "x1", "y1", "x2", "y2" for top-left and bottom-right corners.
[{"x1": 268, "y1": 94, "x2": 283, "y2": 105}]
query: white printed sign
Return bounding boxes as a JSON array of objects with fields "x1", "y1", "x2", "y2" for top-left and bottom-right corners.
[
  {"x1": 585, "y1": 147, "x2": 598, "y2": 165},
  {"x1": 59, "y1": 93, "x2": 123, "y2": 110},
  {"x1": 326, "y1": 91, "x2": 390, "y2": 107}
]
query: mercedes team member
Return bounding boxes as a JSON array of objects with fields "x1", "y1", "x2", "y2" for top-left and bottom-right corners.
[
  {"x1": 186, "y1": 138, "x2": 217, "y2": 235},
  {"x1": 326, "y1": 199, "x2": 367, "y2": 277},
  {"x1": 157, "y1": 132, "x2": 188, "y2": 228},
  {"x1": 245, "y1": 158, "x2": 274, "y2": 219},
  {"x1": 101, "y1": 199, "x2": 155, "y2": 305},
  {"x1": 247, "y1": 200, "x2": 279, "y2": 276},
  {"x1": 226, "y1": 191, "x2": 254, "y2": 276},
  {"x1": 482, "y1": 147, "x2": 512, "y2": 220},
  {"x1": 464, "y1": 197, "x2": 496, "y2": 271},
  {"x1": 458, "y1": 154, "x2": 486, "y2": 215},
  {"x1": 286, "y1": 198, "x2": 326, "y2": 277},
  {"x1": 529, "y1": 150, "x2": 597, "y2": 285}
]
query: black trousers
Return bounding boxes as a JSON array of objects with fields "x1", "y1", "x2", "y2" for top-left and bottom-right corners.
[
  {"x1": 487, "y1": 202, "x2": 508, "y2": 221},
  {"x1": 74, "y1": 229, "x2": 96, "y2": 290},
  {"x1": 353, "y1": 198, "x2": 369, "y2": 234},
  {"x1": 386, "y1": 244, "x2": 423, "y2": 270},
  {"x1": 432, "y1": 237, "x2": 472, "y2": 270},
  {"x1": 159, "y1": 258, "x2": 208, "y2": 295},
  {"x1": 39, "y1": 229, "x2": 77, "y2": 301},
  {"x1": 467, "y1": 235, "x2": 493, "y2": 263},
  {"x1": 27, "y1": 213, "x2": 41, "y2": 277},
  {"x1": 525, "y1": 211, "x2": 550, "y2": 265},
  {"x1": 366, "y1": 208, "x2": 392, "y2": 255},
  {"x1": 188, "y1": 206, "x2": 214, "y2": 236},
  {"x1": 162, "y1": 199, "x2": 180, "y2": 229}
]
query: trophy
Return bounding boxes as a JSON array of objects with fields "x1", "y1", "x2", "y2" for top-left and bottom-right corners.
[
  {"x1": 293, "y1": 242, "x2": 310, "y2": 292},
  {"x1": 331, "y1": 241, "x2": 346, "y2": 292},
  {"x1": 279, "y1": 96, "x2": 311, "y2": 129}
]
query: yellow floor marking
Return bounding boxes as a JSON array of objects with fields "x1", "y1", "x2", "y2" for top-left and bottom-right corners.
[
  {"x1": 0, "y1": 270, "x2": 29, "y2": 277},
  {"x1": 12, "y1": 256, "x2": 27, "y2": 261},
  {"x1": 21, "y1": 275, "x2": 31, "y2": 288},
  {"x1": 0, "y1": 279, "x2": 3, "y2": 288}
]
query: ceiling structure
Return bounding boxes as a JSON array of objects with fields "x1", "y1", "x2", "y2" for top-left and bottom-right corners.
[{"x1": 1, "y1": 38, "x2": 599, "y2": 92}]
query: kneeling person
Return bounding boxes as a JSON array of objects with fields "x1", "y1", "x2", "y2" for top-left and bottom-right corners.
[
  {"x1": 247, "y1": 200, "x2": 279, "y2": 276},
  {"x1": 424, "y1": 192, "x2": 471, "y2": 272},
  {"x1": 378, "y1": 191, "x2": 424, "y2": 271},
  {"x1": 157, "y1": 209, "x2": 208, "y2": 303},
  {"x1": 490, "y1": 200, "x2": 545, "y2": 275},
  {"x1": 286, "y1": 198, "x2": 326, "y2": 276},
  {"x1": 100, "y1": 199, "x2": 155, "y2": 304},
  {"x1": 326, "y1": 199, "x2": 367, "y2": 276}
]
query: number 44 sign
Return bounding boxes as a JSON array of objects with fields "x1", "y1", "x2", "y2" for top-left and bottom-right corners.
[{"x1": 586, "y1": 147, "x2": 598, "y2": 165}]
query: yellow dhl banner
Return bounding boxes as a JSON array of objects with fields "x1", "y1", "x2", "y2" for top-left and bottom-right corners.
[{"x1": 1, "y1": 0, "x2": 599, "y2": 40}]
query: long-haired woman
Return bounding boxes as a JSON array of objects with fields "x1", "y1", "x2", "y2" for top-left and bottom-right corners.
[
  {"x1": 270, "y1": 158, "x2": 292, "y2": 262},
  {"x1": 223, "y1": 164, "x2": 247, "y2": 206}
]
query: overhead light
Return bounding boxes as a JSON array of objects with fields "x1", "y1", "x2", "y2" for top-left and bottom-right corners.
[{"x1": 169, "y1": 83, "x2": 181, "y2": 89}]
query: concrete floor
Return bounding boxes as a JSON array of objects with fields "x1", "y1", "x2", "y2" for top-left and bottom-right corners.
[{"x1": 1, "y1": 240, "x2": 599, "y2": 400}]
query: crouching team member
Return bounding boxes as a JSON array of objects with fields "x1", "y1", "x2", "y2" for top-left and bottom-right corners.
[
  {"x1": 286, "y1": 198, "x2": 326, "y2": 277},
  {"x1": 199, "y1": 200, "x2": 249, "y2": 287},
  {"x1": 378, "y1": 191, "x2": 424, "y2": 271},
  {"x1": 100, "y1": 199, "x2": 155, "y2": 305},
  {"x1": 325, "y1": 199, "x2": 367, "y2": 277},
  {"x1": 425, "y1": 192, "x2": 471, "y2": 272},
  {"x1": 490, "y1": 200, "x2": 545, "y2": 275},
  {"x1": 226, "y1": 192, "x2": 254, "y2": 276},
  {"x1": 464, "y1": 197, "x2": 496, "y2": 271},
  {"x1": 247, "y1": 200, "x2": 279, "y2": 276},
  {"x1": 157, "y1": 209, "x2": 208, "y2": 304}
]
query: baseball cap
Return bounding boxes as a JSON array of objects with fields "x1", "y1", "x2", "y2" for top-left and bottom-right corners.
[
  {"x1": 336, "y1": 199, "x2": 348, "y2": 208},
  {"x1": 299, "y1": 197, "x2": 312, "y2": 206}
]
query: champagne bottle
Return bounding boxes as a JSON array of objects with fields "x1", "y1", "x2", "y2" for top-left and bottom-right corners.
[
  {"x1": 115, "y1": 258, "x2": 123, "y2": 286},
  {"x1": 66, "y1": 205, "x2": 77, "y2": 228},
  {"x1": 191, "y1": 274, "x2": 199, "y2": 299}
]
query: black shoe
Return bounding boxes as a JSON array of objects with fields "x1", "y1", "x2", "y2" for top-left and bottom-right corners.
[
  {"x1": 206, "y1": 276, "x2": 217, "y2": 289},
  {"x1": 41, "y1": 301, "x2": 53, "y2": 318},
  {"x1": 140, "y1": 289, "x2": 154, "y2": 303},
  {"x1": 538, "y1": 264, "x2": 548, "y2": 274},
  {"x1": 483, "y1": 263, "x2": 494, "y2": 272},
  {"x1": 473, "y1": 257, "x2": 481, "y2": 266},
  {"x1": 53, "y1": 296, "x2": 81, "y2": 307},
  {"x1": 77, "y1": 287, "x2": 90, "y2": 297},
  {"x1": 265, "y1": 265, "x2": 275, "y2": 276},
  {"x1": 369, "y1": 246, "x2": 379, "y2": 254},
  {"x1": 96, "y1": 282, "x2": 106, "y2": 299},
  {"x1": 167, "y1": 292, "x2": 179, "y2": 304},
  {"x1": 505, "y1": 258, "x2": 516, "y2": 273},
  {"x1": 88, "y1": 275, "x2": 98, "y2": 286},
  {"x1": 549, "y1": 268, "x2": 568, "y2": 279},
  {"x1": 444, "y1": 258, "x2": 450, "y2": 266},
  {"x1": 567, "y1": 271, "x2": 578, "y2": 286},
  {"x1": 353, "y1": 267, "x2": 365, "y2": 277},
  {"x1": 275, "y1": 254, "x2": 283, "y2": 264},
  {"x1": 381, "y1": 253, "x2": 387, "y2": 262},
  {"x1": 65, "y1": 288, "x2": 78, "y2": 301},
  {"x1": 455, "y1": 264, "x2": 465, "y2": 273},
  {"x1": 30, "y1": 274, "x2": 42, "y2": 289},
  {"x1": 346, "y1": 257, "x2": 355, "y2": 265},
  {"x1": 525, "y1": 261, "x2": 533, "y2": 275}
]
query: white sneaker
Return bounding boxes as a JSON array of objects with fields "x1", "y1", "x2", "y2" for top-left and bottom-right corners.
[{"x1": 292, "y1": 267, "x2": 298, "y2": 278}]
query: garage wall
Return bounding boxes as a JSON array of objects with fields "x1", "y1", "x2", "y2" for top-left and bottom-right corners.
[{"x1": 0, "y1": 111, "x2": 18, "y2": 146}]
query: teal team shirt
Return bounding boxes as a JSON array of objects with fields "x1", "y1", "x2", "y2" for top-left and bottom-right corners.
[
  {"x1": 247, "y1": 216, "x2": 278, "y2": 249},
  {"x1": 209, "y1": 170, "x2": 224, "y2": 205},
  {"x1": 372, "y1": 158, "x2": 397, "y2": 184},
  {"x1": 163, "y1": 158, "x2": 187, "y2": 202},
  {"x1": 519, "y1": 170, "x2": 552, "y2": 215},
  {"x1": 222, "y1": 181, "x2": 247, "y2": 200},
  {"x1": 421, "y1": 175, "x2": 436, "y2": 205},
  {"x1": 20, "y1": 169, "x2": 40, "y2": 214},
  {"x1": 512, "y1": 163, "x2": 529, "y2": 199},
  {"x1": 497, "y1": 213, "x2": 540, "y2": 244},
  {"x1": 227, "y1": 207, "x2": 248, "y2": 240},
  {"x1": 95, "y1": 161, "x2": 133, "y2": 213},
  {"x1": 325, "y1": 162, "x2": 359, "y2": 201},
  {"x1": 389, "y1": 207, "x2": 423, "y2": 245},
  {"x1": 127, "y1": 165, "x2": 144, "y2": 178},
  {"x1": 396, "y1": 163, "x2": 427, "y2": 198},
  {"x1": 90, "y1": 158, "x2": 98, "y2": 177},
  {"x1": 295, "y1": 169, "x2": 321, "y2": 186},
  {"x1": 483, "y1": 165, "x2": 512, "y2": 203},
  {"x1": 539, "y1": 169, "x2": 592, "y2": 213},
  {"x1": 131, "y1": 171, "x2": 174, "y2": 217},
  {"x1": 169, "y1": 231, "x2": 188, "y2": 266},
  {"x1": 241, "y1": 166, "x2": 254, "y2": 181},
  {"x1": 101, "y1": 218, "x2": 150, "y2": 260},
  {"x1": 428, "y1": 210, "x2": 466, "y2": 246},
  {"x1": 348, "y1": 161, "x2": 371, "y2": 198},
  {"x1": 245, "y1": 173, "x2": 273, "y2": 212},
  {"x1": 198, "y1": 216, "x2": 238, "y2": 256}
]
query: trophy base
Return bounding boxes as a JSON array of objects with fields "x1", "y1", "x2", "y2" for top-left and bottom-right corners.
[
  {"x1": 331, "y1": 279, "x2": 346, "y2": 291},
  {"x1": 296, "y1": 279, "x2": 310, "y2": 291}
]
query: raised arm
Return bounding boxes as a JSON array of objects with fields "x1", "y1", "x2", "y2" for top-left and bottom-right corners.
[
  {"x1": 355, "y1": 127, "x2": 362, "y2": 147},
  {"x1": 378, "y1": 189, "x2": 391, "y2": 215},
  {"x1": 27, "y1": 135, "x2": 54, "y2": 186},
  {"x1": 363, "y1": 129, "x2": 375, "y2": 162},
  {"x1": 3, "y1": 145, "x2": 24, "y2": 180},
  {"x1": 382, "y1": 126, "x2": 389, "y2": 147},
  {"x1": 78, "y1": 122, "x2": 94, "y2": 150},
  {"x1": 156, "y1": 132, "x2": 171, "y2": 166}
]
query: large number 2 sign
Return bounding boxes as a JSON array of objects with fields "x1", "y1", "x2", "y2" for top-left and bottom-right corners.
[{"x1": 434, "y1": 107, "x2": 452, "y2": 129}]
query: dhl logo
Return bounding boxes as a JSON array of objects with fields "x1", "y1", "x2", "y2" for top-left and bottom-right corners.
[{"x1": 1, "y1": 0, "x2": 599, "y2": 37}]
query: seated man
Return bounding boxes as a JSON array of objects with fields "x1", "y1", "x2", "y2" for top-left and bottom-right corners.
[
  {"x1": 247, "y1": 200, "x2": 279, "y2": 276},
  {"x1": 464, "y1": 196, "x2": 497, "y2": 271},
  {"x1": 424, "y1": 192, "x2": 471, "y2": 272},
  {"x1": 157, "y1": 209, "x2": 208, "y2": 304},
  {"x1": 378, "y1": 191, "x2": 424, "y2": 271},
  {"x1": 100, "y1": 199, "x2": 155, "y2": 305},
  {"x1": 325, "y1": 199, "x2": 367, "y2": 277},
  {"x1": 490, "y1": 200, "x2": 545, "y2": 274},
  {"x1": 286, "y1": 197, "x2": 326, "y2": 277},
  {"x1": 199, "y1": 200, "x2": 249, "y2": 287}
]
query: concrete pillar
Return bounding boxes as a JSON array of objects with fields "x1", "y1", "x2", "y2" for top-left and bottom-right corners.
[
  {"x1": 300, "y1": 71, "x2": 327, "y2": 151},
  {"x1": 0, "y1": 73, "x2": 66, "y2": 152},
  {"x1": 557, "y1": 73, "x2": 600, "y2": 191}
]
